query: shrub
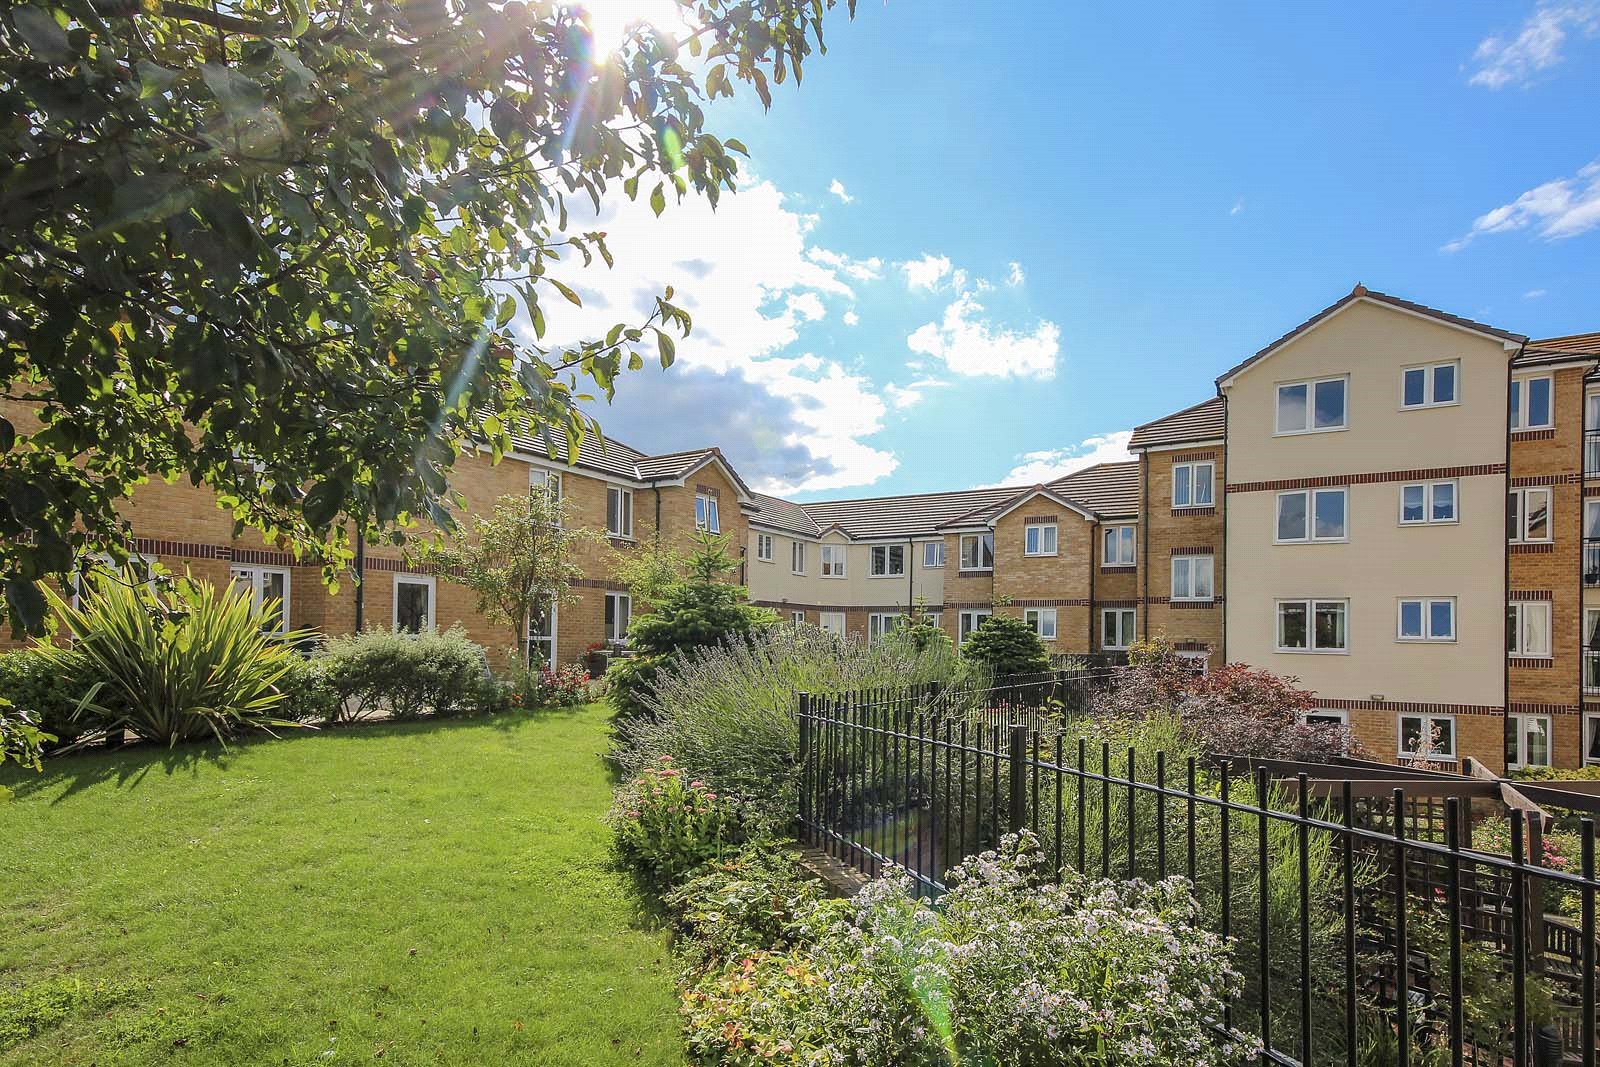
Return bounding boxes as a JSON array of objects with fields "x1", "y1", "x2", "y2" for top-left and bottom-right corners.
[
  {"x1": 1096, "y1": 637, "x2": 1356, "y2": 762},
  {"x1": 614, "y1": 625, "x2": 961, "y2": 827},
  {"x1": 1511, "y1": 764, "x2": 1600, "y2": 781},
  {"x1": 960, "y1": 613, "x2": 1048, "y2": 677},
  {"x1": 679, "y1": 833, "x2": 1257, "y2": 1066},
  {"x1": 663, "y1": 845, "x2": 825, "y2": 978},
  {"x1": 33, "y1": 571, "x2": 306, "y2": 746},
  {"x1": 0, "y1": 648, "x2": 88, "y2": 747},
  {"x1": 316, "y1": 626, "x2": 494, "y2": 721},
  {"x1": 497, "y1": 655, "x2": 591, "y2": 712},
  {"x1": 273, "y1": 654, "x2": 340, "y2": 724},
  {"x1": 609, "y1": 533, "x2": 780, "y2": 719},
  {"x1": 609, "y1": 757, "x2": 748, "y2": 890}
]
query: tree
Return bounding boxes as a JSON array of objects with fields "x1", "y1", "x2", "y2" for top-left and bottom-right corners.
[
  {"x1": 420, "y1": 489, "x2": 595, "y2": 664},
  {"x1": 608, "y1": 532, "x2": 777, "y2": 717},
  {"x1": 961, "y1": 614, "x2": 1049, "y2": 678},
  {"x1": 0, "y1": 0, "x2": 857, "y2": 634}
]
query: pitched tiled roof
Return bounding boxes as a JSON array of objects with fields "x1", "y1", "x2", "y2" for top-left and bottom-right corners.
[
  {"x1": 634, "y1": 448, "x2": 717, "y2": 480},
  {"x1": 1127, "y1": 397, "x2": 1225, "y2": 450},
  {"x1": 1513, "y1": 332, "x2": 1600, "y2": 367},
  {"x1": 506, "y1": 423, "x2": 652, "y2": 480},
  {"x1": 1216, "y1": 285, "x2": 1527, "y2": 386},
  {"x1": 799, "y1": 485, "x2": 1023, "y2": 540},
  {"x1": 1048, "y1": 461, "x2": 1141, "y2": 516},
  {"x1": 749, "y1": 493, "x2": 822, "y2": 538}
]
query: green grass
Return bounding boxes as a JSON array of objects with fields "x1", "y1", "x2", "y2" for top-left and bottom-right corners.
[{"x1": 0, "y1": 704, "x2": 685, "y2": 1066}]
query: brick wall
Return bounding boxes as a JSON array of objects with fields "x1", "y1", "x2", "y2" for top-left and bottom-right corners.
[{"x1": 1141, "y1": 446, "x2": 1226, "y2": 667}]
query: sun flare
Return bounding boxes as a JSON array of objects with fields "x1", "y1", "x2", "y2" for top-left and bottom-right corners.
[{"x1": 562, "y1": 0, "x2": 692, "y2": 55}]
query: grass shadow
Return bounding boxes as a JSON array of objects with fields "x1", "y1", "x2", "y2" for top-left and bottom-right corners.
[{"x1": 3, "y1": 704, "x2": 601, "y2": 805}]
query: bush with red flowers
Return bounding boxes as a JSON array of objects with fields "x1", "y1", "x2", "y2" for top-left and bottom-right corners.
[{"x1": 609, "y1": 756, "x2": 749, "y2": 889}]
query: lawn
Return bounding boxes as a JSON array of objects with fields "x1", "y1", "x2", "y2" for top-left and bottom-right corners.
[{"x1": 0, "y1": 703, "x2": 685, "y2": 1066}]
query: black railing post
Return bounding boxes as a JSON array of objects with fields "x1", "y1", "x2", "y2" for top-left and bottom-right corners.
[
  {"x1": 1008, "y1": 725, "x2": 1028, "y2": 834},
  {"x1": 797, "y1": 693, "x2": 811, "y2": 837}
]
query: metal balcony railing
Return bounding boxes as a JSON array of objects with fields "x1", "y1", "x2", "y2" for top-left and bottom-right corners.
[
  {"x1": 1586, "y1": 539, "x2": 1600, "y2": 586},
  {"x1": 1585, "y1": 649, "x2": 1600, "y2": 691},
  {"x1": 1586, "y1": 429, "x2": 1600, "y2": 477}
]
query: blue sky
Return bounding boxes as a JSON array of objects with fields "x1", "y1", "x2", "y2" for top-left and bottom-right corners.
[{"x1": 551, "y1": 1, "x2": 1600, "y2": 500}]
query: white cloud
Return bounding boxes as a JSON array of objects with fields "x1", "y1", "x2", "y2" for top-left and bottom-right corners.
[
  {"x1": 883, "y1": 378, "x2": 949, "y2": 411},
  {"x1": 900, "y1": 253, "x2": 953, "y2": 290},
  {"x1": 843, "y1": 310, "x2": 861, "y2": 326},
  {"x1": 529, "y1": 177, "x2": 895, "y2": 492},
  {"x1": 906, "y1": 292, "x2": 1061, "y2": 380},
  {"x1": 1525, "y1": 288, "x2": 1549, "y2": 299},
  {"x1": 1443, "y1": 160, "x2": 1600, "y2": 251},
  {"x1": 806, "y1": 247, "x2": 883, "y2": 281},
  {"x1": 828, "y1": 178, "x2": 854, "y2": 203},
  {"x1": 1468, "y1": 2, "x2": 1599, "y2": 88},
  {"x1": 986, "y1": 431, "x2": 1136, "y2": 486},
  {"x1": 1230, "y1": 198, "x2": 1245, "y2": 216},
  {"x1": 1005, "y1": 261, "x2": 1026, "y2": 287}
]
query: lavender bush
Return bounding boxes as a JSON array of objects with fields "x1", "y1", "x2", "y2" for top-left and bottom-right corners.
[{"x1": 613, "y1": 625, "x2": 962, "y2": 828}]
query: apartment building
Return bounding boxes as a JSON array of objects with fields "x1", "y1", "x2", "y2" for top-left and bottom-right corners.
[{"x1": 6, "y1": 285, "x2": 1597, "y2": 771}]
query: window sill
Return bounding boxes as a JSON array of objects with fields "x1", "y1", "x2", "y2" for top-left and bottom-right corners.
[
  {"x1": 1398, "y1": 401, "x2": 1460, "y2": 412},
  {"x1": 821, "y1": 573, "x2": 847, "y2": 580},
  {"x1": 756, "y1": 557, "x2": 774, "y2": 564},
  {"x1": 1273, "y1": 425, "x2": 1349, "y2": 438},
  {"x1": 1171, "y1": 504, "x2": 1216, "y2": 512},
  {"x1": 1274, "y1": 648, "x2": 1350, "y2": 655},
  {"x1": 1273, "y1": 538, "x2": 1350, "y2": 546},
  {"x1": 866, "y1": 573, "x2": 905, "y2": 580},
  {"x1": 1023, "y1": 552, "x2": 1058, "y2": 558},
  {"x1": 607, "y1": 534, "x2": 637, "y2": 544},
  {"x1": 958, "y1": 568, "x2": 995, "y2": 575}
]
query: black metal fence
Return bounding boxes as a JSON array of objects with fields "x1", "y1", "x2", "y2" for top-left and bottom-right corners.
[{"x1": 796, "y1": 689, "x2": 1600, "y2": 1066}]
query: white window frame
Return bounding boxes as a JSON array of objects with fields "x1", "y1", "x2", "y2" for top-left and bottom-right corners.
[
  {"x1": 1399, "y1": 713, "x2": 1457, "y2": 762},
  {"x1": 1101, "y1": 608, "x2": 1136, "y2": 650},
  {"x1": 604, "y1": 592, "x2": 632, "y2": 644},
  {"x1": 1507, "y1": 713, "x2": 1553, "y2": 771},
  {"x1": 1302, "y1": 709, "x2": 1349, "y2": 727},
  {"x1": 1275, "y1": 375, "x2": 1349, "y2": 435},
  {"x1": 868, "y1": 612, "x2": 905, "y2": 642},
  {"x1": 393, "y1": 573, "x2": 437, "y2": 634},
  {"x1": 1508, "y1": 487, "x2": 1553, "y2": 544},
  {"x1": 791, "y1": 610, "x2": 807, "y2": 626},
  {"x1": 1170, "y1": 555, "x2": 1215, "y2": 602},
  {"x1": 1024, "y1": 607, "x2": 1058, "y2": 640},
  {"x1": 1276, "y1": 598, "x2": 1349, "y2": 654},
  {"x1": 756, "y1": 533, "x2": 774, "y2": 562},
  {"x1": 1176, "y1": 650, "x2": 1210, "y2": 675},
  {"x1": 529, "y1": 468, "x2": 562, "y2": 499},
  {"x1": 958, "y1": 609, "x2": 992, "y2": 646},
  {"x1": 695, "y1": 493, "x2": 720, "y2": 533},
  {"x1": 819, "y1": 611, "x2": 846, "y2": 637},
  {"x1": 821, "y1": 544, "x2": 848, "y2": 578},
  {"x1": 1396, "y1": 597, "x2": 1456, "y2": 643},
  {"x1": 791, "y1": 541, "x2": 806, "y2": 575},
  {"x1": 1399, "y1": 481, "x2": 1458, "y2": 525},
  {"x1": 868, "y1": 544, "x2": 905, "y2": 577},
  {"x1": 922, "y1": 541, "x2": 945, "y2": 569},
  {"x1": 1400, "y1": 361, "x2": 1460, "y2": 410},
  {"x1": 1171, "y1": 461, "x2": 1215, "y2": 509},
  {"x1": 605, "y1": 485, "x2": 634, "y2": 539},
  {"x1": 1102, "y1": 525, "x2": 1135, "y2": 566},
  {"x1": 230, "y1": 565, "x2": 292, "y2": 635},
  {"x1": 1510, "y1": 374, "x2": 1554, "y2": 431},
  {"x1": 1585, "y1": 712, "x2": 1600, "y2": 766},
  {"x1": 1023, "y1": 523, "x2": 1058, "y2": 557},
  {"x1": 959, "y1": 532, "x2": 994, "y2": 572},
  {"x1": 1508, "y1": 601, "x2": 1553, "y2": 659},
  {"x1": 1274, "y1": 487, "x2": 1348, "y2": 544}
]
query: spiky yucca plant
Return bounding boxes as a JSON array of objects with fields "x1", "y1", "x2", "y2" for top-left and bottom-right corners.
[{"x1": 35, "y1": 570, "x2": 308, "y2": 746}]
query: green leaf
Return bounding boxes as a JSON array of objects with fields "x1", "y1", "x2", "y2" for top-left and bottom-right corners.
[
  {"x1": 136, "y1": 60, "x2": 181, "y2": 100},
  {"x1": 655, "y1": 328, "x2": 676, "y2": 369},
  {"x1": 649, "y1": 183, "x2": 666, "y2": 217},
  {"x1": 496, "y1": 294, "x2": 517, "y2": 327},
  {"x1": 302, "y1": 480, "x2": 344, "y2": 527},
  {"x1": 200, "y1": 64, "x2": 265, "y2": 123},
  {"x1": 548, "y1": 278, "x2": 581, "y2": 307},
  {"x1": 11, "y1": 7, "x2": 69, "y2": 63},
  {"x1": 724, "y1": 138, "x2": 749, "y2": 156},
  {"x1": 5, "y1": 576, "x2": 46, "y2": 638}
]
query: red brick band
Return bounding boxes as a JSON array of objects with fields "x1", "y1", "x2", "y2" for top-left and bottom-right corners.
[
  {"x1": 1510, "y1": 429, "x2": 1556, "y2": 442},
  {"x1": 1510, "y1": 473, "x2": 1582, "y2": 487},
  {"x1": 1316, "y1": 697, "x2": 1504, "y2": 717},
  {"x1": 1227, "y1": 463, "x2": 1505, "y2": 495},
  {"x1": 1509, "y1": 657, "x2": 1554, "y2": 670},
  {"x1": 1509, "y1": 543, "x2": 1554, "y2": 554},
  {"x1": 1173, "y1": 451, "x2": 1217, "y2": 462},
  {"x1": 1171, "y1": 506, "x2": 1217, "y2": 517},
  {"x1": 1509, "y1": 589, "x2": 1553, "y2": 601},
  {"x1": 1099, "y1": 565, "x2": 1136, "y2": 574},
  {"x1": 1171, "y1": 546, "x2": 1215, "y2": 555},
  {"x1": 1510, "y1": 702, "x2": 1580, "y2": 716}
]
